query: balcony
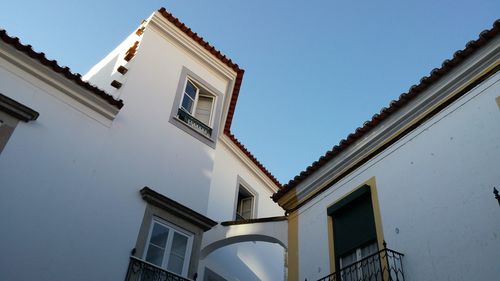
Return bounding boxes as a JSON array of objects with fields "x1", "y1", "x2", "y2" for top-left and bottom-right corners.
[
  {"x1": 177, "y1": 108, "x2": 212, "y2": 138},
  {"x1": 317, "y1": 247, "x2": 405, "y2": 281},
  {"x1": 124, "y1": 256, "x2": 194, "y2": 281}
]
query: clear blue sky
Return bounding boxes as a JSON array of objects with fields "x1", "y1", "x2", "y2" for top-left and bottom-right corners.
[{"x1": 1, "y1": 1, "x2": 498, "y2": 184}]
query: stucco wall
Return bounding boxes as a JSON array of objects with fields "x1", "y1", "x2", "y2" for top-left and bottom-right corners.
[
  {"x1": 0, "y1": 23, "x2": 222, "y2": 281},
  {"x1": 296, "y1": 71, "x2": 500, "y2": 281},
  {"x1": 200, "y1": 139, "x2": 285, "y2": 281},
  {"x1": 208, "y1": 139, "x2": 283, "y2": 222},
  {"x1": 0, "y1": 14, "x2": 285, "y2": 281}
]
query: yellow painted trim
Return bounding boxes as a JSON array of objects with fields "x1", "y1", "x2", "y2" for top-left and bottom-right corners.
[
  {"x1": 325, "y1": 177, "x2": 384, "y2": 275},
  {"x1": 327, "y1": 216, "x2": 336, "y2": 273},
  {"x1": 284, "y1": 60, "x2": 500, "y2": 212},
  {"x1": 288, "y1": 211, "x2": 299, "y2": 281},
  {"x1": 366, "y1": 177, "x2": 385, "y2": 251}
]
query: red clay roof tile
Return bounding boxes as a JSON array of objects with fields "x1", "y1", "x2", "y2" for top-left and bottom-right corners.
[
  {"x1": 273, "y1": 19, "x2": 500, "y2": 201},
  {"x1": 0, "y1": 29, "x2": 124, "y2": 109}
]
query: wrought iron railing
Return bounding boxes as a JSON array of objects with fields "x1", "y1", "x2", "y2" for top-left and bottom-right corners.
[
  {"x1": 317, "y1": 247, "x2": 405, "y2": 281},
  {"x1": 177, "y1": 108, "x2": 212, "y2": 137},
  {"x1": 124, "y1": 256, "x2": 194, "y2": 281}
]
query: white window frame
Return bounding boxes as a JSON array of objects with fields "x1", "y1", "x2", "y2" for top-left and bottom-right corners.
[
  {"x1": 179, "y1": 78, "x2": 216, "y2": 128},
  {"x1": 234, "y1": 177, "x2": 258, "y2": 220},
  {"x1": 169, "y1": 67, "x2": 225, "y2": 148},
  {"x1": 143, "y1": 217, "x2": 194, "y2": 277}
]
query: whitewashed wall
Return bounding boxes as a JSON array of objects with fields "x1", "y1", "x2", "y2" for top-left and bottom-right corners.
[
  {"x1": 0, "y1": 53, "x2": 144, "y2": 281},
  {"x1": 0, "y1": 12, "x2": 285, "y2": 281},
  {"x1": 296, "y1": 72, "x2": 500, "y2": 281},
  {"x1": 201, "y1": 139, "x2": 285, "y2": 281},
  {"x1": 208, "y1": 139, "x2": 283, "y2": 222}
]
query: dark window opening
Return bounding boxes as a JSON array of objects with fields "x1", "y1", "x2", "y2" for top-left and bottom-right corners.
[{"x1": 236, "y1": 185, "x2": 253, "y2": 220}]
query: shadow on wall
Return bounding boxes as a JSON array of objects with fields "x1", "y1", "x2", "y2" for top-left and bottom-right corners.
[
  {"x1": 200, "y1": 234, "x2": 287, "y2": 259},
  {"x1": 203, "y1": 241, "x2": 285, "y2": 281},
  {"x1": 84, "y1": 53, "x2": 120, "y2": 89}
]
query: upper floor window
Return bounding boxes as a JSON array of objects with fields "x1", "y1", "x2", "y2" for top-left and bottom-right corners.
[
  {"x1": 236, "y1": 184, "x2": 254, "y2": 220},
  {"x1": 169, "y1": 67, "x2": 223, "y2": 148},
  {"x1": 178, "y1": 79, "x2": 215, "y2": 136}
]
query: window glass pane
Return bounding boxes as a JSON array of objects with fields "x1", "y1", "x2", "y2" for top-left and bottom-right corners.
[
  {"x1": 150, "y1": 223, "x2": 169, "y2": 247},
  {"x1": 171, "y1": 233, "x2": 188, "y2": 255},
  {"x1": 167, "y1": 233, "x2": 188, "y2": 274},
  {"x1": 145, "y1": 244, "x2": 165, "y2": 267},
  {"x1": 361, "y1": 242, "x2": 378, "y2": 258},
  {"x1": 181, "y1": 96, "x2": 194, "y2": 113},
  {"x1": 185, "y1": 80, "x2": 198, "y2": 99},
  {"x1": 340, "y1": 250, "x2": 357, "y2": 269},
  {"x1": 167, "y1": 255, "x2": 184, "y2": 275},
  {"x1": 240, "y1": 197, "x2": 253, "y2": 219}
]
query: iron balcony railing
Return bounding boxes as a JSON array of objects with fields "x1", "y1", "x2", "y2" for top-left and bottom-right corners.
[
  {"x1": 124, "y1": 256, "x2": 195, "y2": 281},
  {"x1": 177, "y1": 108, "x2": 212, "y2": 138},
  {"x1": 317, "y1": 247, "x2": 405, "y2": 281}
]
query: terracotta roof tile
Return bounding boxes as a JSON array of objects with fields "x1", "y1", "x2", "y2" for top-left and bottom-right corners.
[
  {"x1": 226, "y1": 132, "x2": 282, "y2": 188},
  {"x1": 0, "y1": 29, "x2": 124, "y2": 109},
  {"x1": 273, "y1": 19, "x2": 500, "y2": 201}
]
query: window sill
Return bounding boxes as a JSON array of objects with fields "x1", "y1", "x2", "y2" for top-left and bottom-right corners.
[{"x1": 170, "y1": 115, "x2": 216, "y2": 149}]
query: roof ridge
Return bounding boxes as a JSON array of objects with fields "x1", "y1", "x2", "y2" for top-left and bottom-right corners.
[{"x1": 273, "y1": 19, "x2": 500, "y2": 201}]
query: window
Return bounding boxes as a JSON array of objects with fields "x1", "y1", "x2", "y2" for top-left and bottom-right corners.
[
  {"x1": 327, "y1": 185, "x2": 380, "y2": 280},
  {"x1": 236, "y1": 184, "x2": 254, "y2": 220},
  {"x1": 0, "y1": 93, "x2": 39, "y2": 154},
  {"x1": 169, "y1": 67, "x2": 223, "y2": 148},
  {"x1": 144, "y1": 218, "x2": 194, "y2": 276},
  {"x1": 178, "y1": 79, "x2": 215, "y2": 137},
  {"x1": 126, "y1": 187, "x2": 217, "y2": 281}
]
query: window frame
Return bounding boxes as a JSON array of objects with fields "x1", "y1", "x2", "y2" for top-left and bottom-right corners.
[
  {"x1": 134, "y1": 187, "x2": 217, "y2": 280},
  {"x1": 169, "y1": 67, "x2": 223, "y2": 148},
  {"x1": 326, "y1": 180, "x2": 385, "y2": 277},
  {"x1": 179, "y1": 78, "x2": 216, "y2": 128},
  {"x1": 143, "y1": 216, "x2": 194, "y2": 276},
  {"x1": 233, "y1": 176, "x2": 258, "y2": 221}
]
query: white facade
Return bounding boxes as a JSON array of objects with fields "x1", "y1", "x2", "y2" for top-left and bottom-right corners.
[
  {"x1": 276, "y1": 27, "x2": 500, "y2": 281},
  {"x1": 0, "y1": 9, "x2": 284, "y2": 281}
]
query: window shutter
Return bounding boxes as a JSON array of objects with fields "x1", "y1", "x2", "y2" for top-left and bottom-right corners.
[
  {"x1": 240, "y1": 197, "x2": 253, "y2": 219},
  {"x1": 328, "y1": 186, "x2": 377, "y2": 258},
  {"x1": 195, "y1": 96, "x2": 213, "y2": 125}
]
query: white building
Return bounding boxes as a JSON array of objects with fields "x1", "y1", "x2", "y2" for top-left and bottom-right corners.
[
  {"x1": 2, "y1": 6, "x2": 499, "y2": 281},
  {"x1": 273, "y1": 20, "x2": 500, "y2": 281},
  {"x1": 0, "y1": 8, "x2": 287, "y2": 281}
]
